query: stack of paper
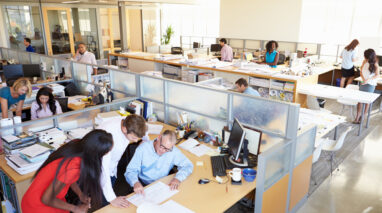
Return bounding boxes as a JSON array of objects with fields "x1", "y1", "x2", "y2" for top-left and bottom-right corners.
[
  {"x1": 178, "y1": 138, "x2": 216, "y2": 157},
  {"x1": 19, "y1": 143, "x2": 52, "y2": 163},
  {"x1": 127, "y1": 182, "x2": 178, "y2": 207},
  {"x1": 2, "y1": 133, "x2": 38, "y2": 154},
  {"x1": 5, "y1": 154, "x2": 45, "y2": 175},
  {"x1": 37, "y1": 128, "x2": 67, "y2": 149},
  {"x1": 67, "y1": 127, "x2": 93, "y2": 139}
]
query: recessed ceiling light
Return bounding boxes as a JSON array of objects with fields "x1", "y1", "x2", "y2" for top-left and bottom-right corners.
[{"x1": 62, "y1": 0, "x2": 80, "y2": 3}]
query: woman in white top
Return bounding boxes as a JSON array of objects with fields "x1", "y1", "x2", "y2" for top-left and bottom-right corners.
[
  {"x1": 31, "y1": 87, "x2": 62, "y2": 120},
  {"x1": 353, "y1": 48, "x2": 380, "y2": 124},
  {"x1": 340, "y1": 39, "x2": 359, "y2": 88}
]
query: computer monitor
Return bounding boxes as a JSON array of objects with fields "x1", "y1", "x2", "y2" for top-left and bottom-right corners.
[
  {"x1": 377, "y1": 55, "x2": 382, "y2": 67},
  {"x1": 3, "y1": 64, "x2": 24, "y2": 81},
  {"x1": 227, "y1": 118, "x2": 248, "y2": 166},
  {"x1": 23, "y1": 64, "x2": 41, "y2": 78},
  {"x1": 193, "y1": 42, "x2": 200, "y2": 49},
  {"x1": 210, "y1": 44, "x2": 222, "y2": 52}
]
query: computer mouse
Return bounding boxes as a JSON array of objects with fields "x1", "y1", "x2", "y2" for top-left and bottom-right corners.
[{"x1": 198, "y1": 178, "x2": 210, "y2": 184}]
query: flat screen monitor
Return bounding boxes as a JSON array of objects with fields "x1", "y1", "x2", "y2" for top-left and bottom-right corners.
[
  {"x1": 3, "y1": 64, "x2": 24, "y2": 81},
  {"x1": 193, "y1": 42, "x2": 200, "y2": 49},
  {"x1": 210, "y1": 44, "x2": 222, "y2": 52},
  {"x1": 377, "y1": 55, "x2": 382, "y2": 67},
  {"x1": 227, "y1": 118, "x2": 246, "y2": 161},
  {"x1": 23, "y1": 64, "x2": 41, "y2": 78}
]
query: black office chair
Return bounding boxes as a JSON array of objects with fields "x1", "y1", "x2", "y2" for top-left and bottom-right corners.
[
  {"x1": 55, "y1": 97, "x2": 69, "y2": 112},
  {"x1": 64, "y1": 83, "x2": 81, "y2": 97},
  {"x1": 171, "y1": 47, "x2": 183, "y2": 55},
  {"x1": 278, "y1": 53, "x2": 286, "y2": 65}
]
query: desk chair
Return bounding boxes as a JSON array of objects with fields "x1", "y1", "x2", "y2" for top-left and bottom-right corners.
[
  {"x1": 311, "y1": 142, "x2": 323, "y2": 186},
  {"x1": 337, "y1": 84, "x2": 359, "y2": 120},
  {"x1": 55, "y1": 97, "x2": 68, "y2": 112},
  {"x1": 277, "y1": 53, "x2": 286, "y2": 65},
  {"x1": 322, "y1": 126, "x2": 352, "y2": 176}
]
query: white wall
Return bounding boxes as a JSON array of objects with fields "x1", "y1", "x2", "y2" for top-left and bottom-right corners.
[
  {"x1": 0, "y1": 8, "x2": 9, "y2": 48},
  {"x1": 220, "y1": 0, "x2": 303, "y2": 42}
]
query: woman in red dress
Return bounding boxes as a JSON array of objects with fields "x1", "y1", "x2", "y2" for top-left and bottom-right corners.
[{"x1": 22, "y1": 129, "x2": 113, "y2": 213}]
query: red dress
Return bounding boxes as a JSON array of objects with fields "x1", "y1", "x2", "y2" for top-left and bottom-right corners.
[{"x1": 21, "y1": 157, "x2": 81, "y2": 213}]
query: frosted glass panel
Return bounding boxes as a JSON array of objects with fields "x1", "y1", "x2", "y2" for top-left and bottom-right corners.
[
  {"x1": 58, "y1": 109, "x2": 98, "y2": 131},
  {"x1": 246, "y1": 40, "x2": 261, "y2": 49},
  {"x1": 297, "y1": 43, "x2": 318, "y2": 54},
  {"x1": 73, "y1": 63, "x2": 88, "y2": 82},
  {"x1": 140, "y1": 76, "x2": 163, "y2": 102},
  {"x1": 168, "y1": 82, "x2": 227, "y2": 119},
  {"x1": 168, "y1": 107, "x2": 226, "y2": 134},
  {"x1": 1, "y1": 49, "x2": 7, "y2": 60},
  {"x1": 8, "y1": 50, "x2": 19, "y2": 63},
  {"x1": 233, "y1": 95, "x2": 288, "y2": 135},
  {"x1": 278, "y1": 42, "x2": 297, "y2": 52},
  {"x1": 41, "y1": 56, "x2": 55, "y2": 72},
  {"x1": 111, "y1": 70, "x2": 136, "y2": 96},
  {"x1": 264, "y1": 143, "x2": 291, "y2": 189},
  {"x1": 153, "y1": 102, "x2": 164, "y2": 122},
  {"x1": 31, "y1": 54, "x2": 41, "y2": 64},
  {"x1": 230, "y1": 39, "x2": 244, "y2": 48},
  {"x1": 19, "y1": 52, "x2": 30, "y2": 64},
  {"x1": 295, "y1": 127, "x2": 315, "y2": 166},
  {"x1": 56, "y1": 59, "x2": 72, "y2": 78}
]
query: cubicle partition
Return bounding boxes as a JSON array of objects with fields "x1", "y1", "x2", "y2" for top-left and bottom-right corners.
[{"x1": 0, "y1": 47, "x2": 316, "y2": 213}]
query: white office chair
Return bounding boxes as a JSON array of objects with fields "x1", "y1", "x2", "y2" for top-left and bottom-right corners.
[
  {"x1": 337, "y1": 84, "x2": 359, "y2": 120},
  {"x1": 311, "y1": 142, "x2": 323, "y2": 185},
  {"x1": 322, "y1": 126, "x2": 352, "y2": 175}
]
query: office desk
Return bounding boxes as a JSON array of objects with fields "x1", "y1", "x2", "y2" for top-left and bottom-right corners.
[{"x1": 96, "y1": 122, "x2": 257, "y2": 213}]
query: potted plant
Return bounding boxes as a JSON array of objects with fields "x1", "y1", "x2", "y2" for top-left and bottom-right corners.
[{"x1": 161, "y1": 25, "x2": 174, "y2": 45}]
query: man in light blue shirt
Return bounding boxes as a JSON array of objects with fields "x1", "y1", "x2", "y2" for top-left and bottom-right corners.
[
  {"x1": 235, "y1": 78, "x2": 260, "y2": 97},
  {"x1": 125, "y1": 130, "x2": 193, "y2": 194}
]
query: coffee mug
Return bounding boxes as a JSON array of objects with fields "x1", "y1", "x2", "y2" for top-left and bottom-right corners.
[
  {"x1": 176, "y1": 130, "x2": 185, "y2": 139},
  {"x1": 229, "y1": 168, "x2": 242, "y2": 182}
]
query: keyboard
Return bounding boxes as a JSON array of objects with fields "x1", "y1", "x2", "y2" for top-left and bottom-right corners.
[{"x1": 211, "y1": 155, "x2": 227, "y2": 177}]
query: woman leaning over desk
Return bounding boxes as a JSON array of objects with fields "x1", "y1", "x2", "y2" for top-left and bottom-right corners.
[
  {"x1": 0, "y1": 78, "x2": 31, "y2": 118},
  {"x1": 353, "y1": 48, "x2": 380, "y2": 124},
  {"x1": 21, "y1": 130, "x2": 114, "y2": 213},
  {"x1": 31, "y1": 87, "x2": 62, "y2": 120},
  {"x1": 340, "y1": 39, "x2": 359, "y2": 88},
  {"x1": 263, "y1": 40, "x2": 279, "y2": 68}
]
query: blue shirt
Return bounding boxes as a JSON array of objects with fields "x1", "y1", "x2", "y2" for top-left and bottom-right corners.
[
  {"x1": 244, "y1": 87, "x2": 260, "y2": 97},
  {"x1": 125, "y1": 140, "x2": 194, "y2": 186},
  {"x1": 341, "y1": 49, "x2": 356, "y2": 69},
  {"x1": 266, "y1": 50, "x2": 278, "y2": 68},
  {"x1": 26, "y1": 45, "x2": 35, "y2": 53},
  {"x1": 0, "y1": 87, "x2": 26, "y2": 112}
]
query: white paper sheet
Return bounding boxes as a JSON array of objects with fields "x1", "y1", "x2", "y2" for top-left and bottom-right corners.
[
  {"x1": 159, "y1": 200, "x2": 195, "y2": 213},
  {"x1": 127, "y1": 181, "x2": 178, "y2": 207},
  {"x1": 147, "y1": 124, "x2": 163, "y2": 135},
  {"x1": 179, "y1": 138, "x2": 216, "y2": 157},
  {"x1": 178, "y1": 138, "x2": 199, "y2": 150},
  {"x1": 2, "y1": 135, "x2": 19, "y2": 143},
  {"x1": 20, "y1": 143, "x2": 50, "y2": 158}
]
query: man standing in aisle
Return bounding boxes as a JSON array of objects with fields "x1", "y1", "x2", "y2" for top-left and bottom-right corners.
[
  {"x1": 73, "y1": 42, "x2": 98, "y2": 75},
  {"x1": 235, "y1": 78, "x2": 260, "y2": 97},
  {"x1": 97, "y1": 114, "x2": 147, "y2": 208},
  {"x1": 24, "y1": 38, "x2": 35, "y2": 53},
  {"x1": 125, "y1": 130, "x2": 193, "y2": 194},
  {"x1": 219, "y1": 38, "x2": 233, "y2": 62}
]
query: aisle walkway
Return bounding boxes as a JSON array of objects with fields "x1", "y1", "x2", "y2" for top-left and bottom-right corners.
[{"x1": 298, "y1": 125, "x2": 382, "y2": 213}]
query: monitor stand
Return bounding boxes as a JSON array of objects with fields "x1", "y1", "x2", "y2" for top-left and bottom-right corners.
[{"x1": 228, "y1": 139, "x2": 249, "y2": 167}]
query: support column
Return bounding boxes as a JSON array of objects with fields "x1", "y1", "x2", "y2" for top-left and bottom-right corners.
[{"x1": 118, "y1": 1, "x2": 129, "y2": 51}]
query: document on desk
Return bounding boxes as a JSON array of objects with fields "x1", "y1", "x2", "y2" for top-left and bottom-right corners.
[
  {"x1": 147, "y1": 124, "x2": 163, "y2": 135},
  {"x1": 179, "y1": 138, "x2": 216, "y2": 157},
  {"x1": 20, "y1": 143, "x2": 50, "y2": 158},
  {"x1": 127, "y1": 181, "x2": 178, "y2": 207},
  {"x1": 159, "y1": 200, "x2": 195, "y2": 213}
]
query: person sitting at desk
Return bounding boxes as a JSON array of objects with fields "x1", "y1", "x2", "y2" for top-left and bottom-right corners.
[
  {"x1": 0, "y1": 78, "x2": 31, "y2": 118},
  {"x1": 24, "y1": 37, "x2": 35, "y2": 53},
  {"x1": 235, "y1": 78, "x2": 260, "y2": 97},
  {"x1": 31, "y1": 87, "x2": 62, "y2": 120},
  {"x1": 97, "y1": 114, "x2": 147, "y2": 208},
  {"x1": 219, "y1": 38, "x2": 233, "y2": 62},
  {"x1": 263, "y1": 40, "x2": 279, "y2": 68},
  {"x1": 73, "y1": 42, "x2": 97, "y2": 75},
  {"x1": 125, "y1": 130, "x2": 193, "y2": 194},
  {"x1": 21, "y1": 130, "x2": 114, "y2": 213}
]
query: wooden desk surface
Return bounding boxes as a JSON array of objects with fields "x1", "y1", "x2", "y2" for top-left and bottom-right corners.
[
  {"x1": 0, "y1": 154, "x2": 35, "y2": 183},
  {"x1": 96, "y1": 122, "x2": 257, "y2": 213}
]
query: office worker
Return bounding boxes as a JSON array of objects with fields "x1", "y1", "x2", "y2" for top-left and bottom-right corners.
[
  {"x1": 21, "y1": 130, "x2": 113, "y2": 213},
  {"x1": 24, "y1": 37, "x2": 35, "y2": 53},
  {"x1": 263, "y1": 40, "x2": 279, "y2": 68},
  {"x1": 73, "y1": 42, "x2": 98, "y2": 75},
  {"x1": 219, "y1": 38, "x2": 233, "y2": 62},
  {"x1": 31, "y1": 87, "x2": 62, "y2": 120},
  {"x1": 125, "y1": 130, "x2": 194, "y2": 194},
  {"x1": 340, "y1": 39, "x2": 359, "y2": 88},
  {"x1": 235, "y1": 78, "x2": 260, "y2": 97},
  {"x1": 353, "y1": 49, "x2": 380, "y2": 124},
  {"x1": 0, "y1": 78, "x2": 31, "y2": 118},
  {"x1": 97, "y1": 114, "x2": 147, "y2": 207}
]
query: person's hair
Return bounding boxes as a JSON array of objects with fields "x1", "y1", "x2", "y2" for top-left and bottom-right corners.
[
  {"x1": 345, "y1": 39, "x2": 359, "y2": 51},
  {"x1": 36, "y1": 87, "x2": 57, "y2": 115},
  {"x1": 34, "y1": 130, "x2": 113, "y2": 209},
  {"x1": 24, "y1": 37, "x2": 31, "y2": 44},
  {"x1": 12, "y1": 77, "x2": 32, "y2": 97},
  {"x1": 364, "y1": 48, "x2": 377, "y2": 74},
  {"x1": 122, "y1": 114, "x2": 147, "y2": 138},
  {"x1": 77, "y1": 42, "x2": 86, "y2": 48},
  {"x1": 235, "y1": 78, "x2": 248, "y2": 87},
  {"x1": 219, "y1": 38, "x2": 227, "y2": 44},
  {"x1": 162, "y1": 130, "x2": 176, "y2": 143},
  {"x1": 265, "y1": 40, "x2": 278, "y2": 53}
]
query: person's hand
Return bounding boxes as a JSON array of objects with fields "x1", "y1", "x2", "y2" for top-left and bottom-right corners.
[
  {"x1": 79, "y1": 194, "x2": 91, "y2": 208},
  {"x1": 134, "y1": 182, "x2": 145, "y2": 195},
  {"x1": 73, "y1": 203, "x2": 89, "y2": 213},
  {"x1": 169, "y1": 178, "x2": 181, "y2": 190},
  {"x1": 110, "y1": 196, "x2": 130, "y2": 208}
]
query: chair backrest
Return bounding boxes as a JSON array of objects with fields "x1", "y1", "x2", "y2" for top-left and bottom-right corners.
[
  {"x1": 55, "y1": 97, "x2": 68, "y2": 112},
  {"x1": 346, "y1": 84, "x2": 359, "y2": 90},
  {"x1": 277, "y1": 53, "x2": 286, "y2": 65},
  {"x1": 307, "y1": 95, "x2": 321, "y2": 110},
  {"x1": 333, "y1": 126, "x2": 352, "y2": 151},
  {"x1": 312, "y1": 142, "x2": 323, "y2": 164}
]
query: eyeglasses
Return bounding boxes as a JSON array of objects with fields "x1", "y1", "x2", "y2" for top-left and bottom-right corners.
[{"x1": 159, "y1": 138, "x2": 173, "y2": 152}]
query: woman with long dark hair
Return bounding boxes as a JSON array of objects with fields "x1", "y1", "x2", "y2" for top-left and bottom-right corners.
[
  {"x1": 340, "y1": 39, "x2": 359, "y2": 88},
  {"x1": 31, "y1": 87, "x2": 62, "y2": 120},
  {"x1": 21, "y1": 129, "x2": 114, "y2": 212},
  {"x1": 353, "y1": 48, "x2": 380, "y2": 124}
]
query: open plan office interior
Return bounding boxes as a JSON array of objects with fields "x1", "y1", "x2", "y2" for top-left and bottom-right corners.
[{"x1": 0, "y1": 0, "x2": 382, "y2": 213}]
